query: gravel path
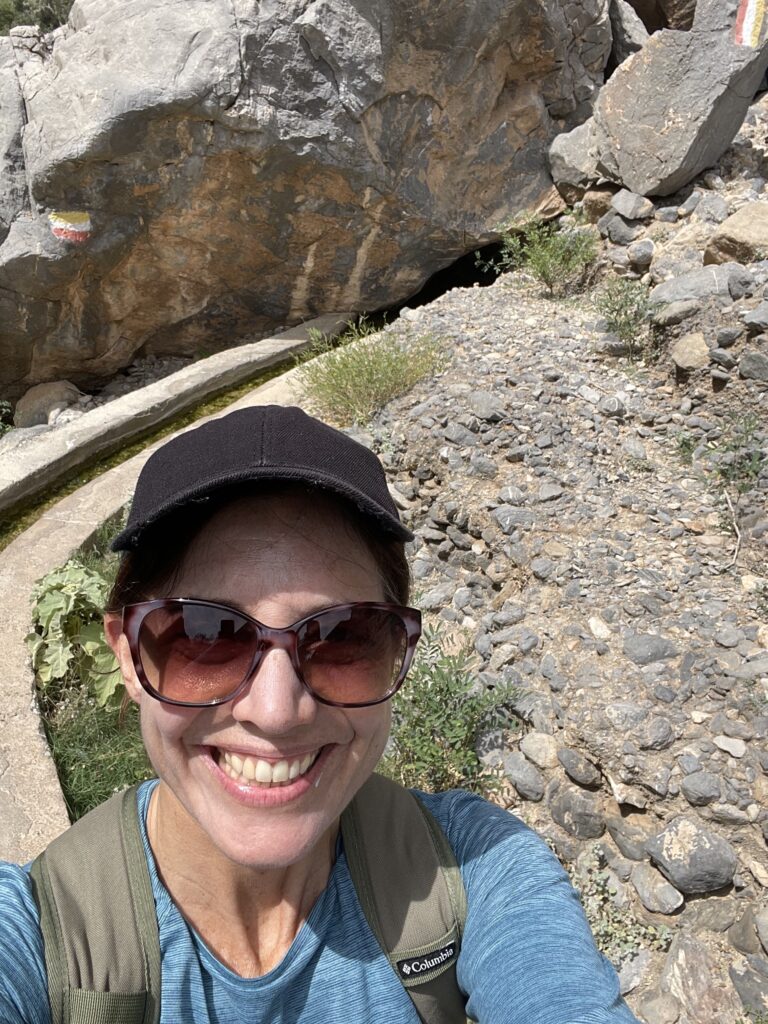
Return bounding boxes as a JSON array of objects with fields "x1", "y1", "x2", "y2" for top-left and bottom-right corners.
[{"x1": 355, "y1": 272, "x2": 767, "y2": 1021}]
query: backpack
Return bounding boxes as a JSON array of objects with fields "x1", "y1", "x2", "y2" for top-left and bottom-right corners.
[{"x1": 29, "y1": 772, "x2": 468, "y2": 1024}]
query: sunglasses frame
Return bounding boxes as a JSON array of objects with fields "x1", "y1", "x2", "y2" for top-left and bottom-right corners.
[{"x1": 120, "y1": 598, "x2": 422, "y2": 709}]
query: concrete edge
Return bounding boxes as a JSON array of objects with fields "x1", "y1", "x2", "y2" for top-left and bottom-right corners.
[
  {"x1": 0, "y1": 320, "x2": 351, "y2": 861},
  {"x1": 0, "y1": 313, "x2": 353, "y2": 517}
]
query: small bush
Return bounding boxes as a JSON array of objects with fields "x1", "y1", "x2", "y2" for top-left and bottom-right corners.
[
  {"x1": 297, "y1": 320, "x2": 442, "y2": 426},
  {"x1": 568, "y1": 846, "x2": 671, "y2": 968},
  {"x1": 594, "y1": 277, "x2": 653, "y2": 360},
  {"x1": 27, "y1": 560, "x2": 124, "y2": 705},
  {"x1": 0, "y1": 0, "x2": 71, "y2": 32},
  {"x1": 477, "y1": 217, "x2": 598, "y2": 297},
  {"x1": 380, "y1": 625, "x2": 518, "y2": 793}
]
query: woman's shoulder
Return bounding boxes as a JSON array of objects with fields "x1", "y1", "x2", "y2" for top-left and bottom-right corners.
[
  {"x1": 0, "y1": 861, "x2": 49, "y2": 1023},
  {"x1": 413, "y1": 788, "x2": 549, "y2": 863}
]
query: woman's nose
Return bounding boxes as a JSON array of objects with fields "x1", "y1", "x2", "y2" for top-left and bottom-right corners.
[{"x1": 229, "y1": 645, "x2": 318, "y2": 732}]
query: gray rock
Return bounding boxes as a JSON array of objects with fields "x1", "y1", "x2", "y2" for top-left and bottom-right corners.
[
  {"x1": 587, "y1": 25, "x2": 768, "y2": 196},
  {"x1": 558, "y1": 748, "x2": 602, "y2": 788},
  {"x1": 680, "y1": 771, "x2": 721, "y2": 806},
  {"x1": 671, "y1": 332, "x2": 710, "y2": 371},
  {"x1": 549, "y1": 121, "x2": 599, "y2": 197},
  {"x1": 468, "y1": 390, "x2": 506, "y2": 422},
  {"x1": 729, "y1": 955, "x2": 768, "y2": 1016},
  {"x1": 637, "y1": 716, "x2": 676, "y2": 751},
  {"x1": 520, "y1": 731, "x2": 559, "y2": 768},
  {"x1": 627, "y1": 238, "x2": 654, "y2": 266},
  {"x1": 650, "y1": 298, "x2": 700, "y2": 327},
  {"x1": 740, "y1": 350, "x2": 768, "y2": 382},
  {"x1": 631, "y1": 862, "x2": 684, "y2": 914},
  {"x1": 743, "y1": 302, "x2": 768, "y2": 332},
  {"x1": 607, "y1": 214, "x2": 644, "y2": 245},
  {"x1": 13, "y1": 380, "x2": 84, "y2": 428},
  {"x1": 756, "y1": 908, "x2": 768, "y2": 956},
  {"x1": 646, "y1": 816, "x2": 738, "y2": 894},
  {"x1": 0, "y1": 0, "x2": 613, "y2": 393},
  {"x1": 611, "y1": 188, "x2": 654, "y2": 221},
  {"x1": 598, "y1": 395, "x2": 626, "y2": 418},
  {"x1": 538, "y1": 482, "x2": 564, "y2": 502},
  {"x1": 549, "y1": 782, "x2": 606, "y2": 838},
  {"x1": 713, "y1": 735, "x2": 747, "y2": 758},
  {"x1": 650, "y1": 263, "x2": 754, "y2": 306},
  {"x1": 692, "y1": 193, "x2": 729, "y2": 224},
  {"x1": 637, "y1": 993, "x2": 681, "y2": 1024},
  {"x1": 623, "y1": 632, "x2": 679, "y2": 666},
  {"x1": 728, "y1": 907, "x2": 763, "y2": 956},
  {"x1": 609, "y1": 0, "x2": 648, "y2": 68},
  {"x1": 502, "y1": 750, "x2": 545, "y2": 802},
  {"x1": 492, "y1": 505, "x2": 535, "y2": 534},
  {"x1": 663, "y1": 934, "x2": 743, "y2": 1020}
]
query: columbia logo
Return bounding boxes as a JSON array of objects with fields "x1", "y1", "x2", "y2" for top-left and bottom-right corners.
[{"x1": 397, "y1": 942, "x2": 457, "y2": 980}]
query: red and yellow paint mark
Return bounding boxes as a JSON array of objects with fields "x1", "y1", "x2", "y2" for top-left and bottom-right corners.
[
  {"x1": 48, "y1": 210, "x2": 92, "y2": 244},
  {"x1": 735, "y1": 0, "x2": 766, "y2": 47}
]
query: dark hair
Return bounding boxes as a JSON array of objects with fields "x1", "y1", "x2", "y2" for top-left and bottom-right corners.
[{"x1": 107, "y1": 483, "x2": 411, "y2": 611}]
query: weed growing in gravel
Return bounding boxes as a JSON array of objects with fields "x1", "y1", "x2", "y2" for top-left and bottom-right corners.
[
  {"x1": 675, "y1": 432, "x2": 697, "y2": 465},
  {"x1": 476, "y1": 217, "x2": 598, "y2": 297},
  {"x1": 297, "y1": 319, "x2": 442, "y2": 426},
  {"x1": 380, "y1": 625, "x2": 518, "y2": 794},
  {"x1": 593, "y1": 277, "x2": 654, "y2": 360},
  {"x1": 567, "y1": 846, "x2": 672, "y2": 968},
  {"x1": 711, "y1": 411, "x2": 766, "y2": 494}
]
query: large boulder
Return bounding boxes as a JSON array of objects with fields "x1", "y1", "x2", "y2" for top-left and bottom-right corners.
[
  {"x1": 550, "y1": 11, "x2": 768, "y2": 197},
  {"x1": 0, "y1": 0, "x2": 612, "y2": 395}
]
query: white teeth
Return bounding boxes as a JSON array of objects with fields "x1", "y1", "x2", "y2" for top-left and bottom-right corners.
[{"x1": 220, "y1": 750, "x2": 319, "y2": 787}]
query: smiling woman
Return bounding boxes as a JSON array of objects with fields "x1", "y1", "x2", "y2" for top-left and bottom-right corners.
[{"x1": 0, "y1": 405, "x2": 640, "y2": 1024}]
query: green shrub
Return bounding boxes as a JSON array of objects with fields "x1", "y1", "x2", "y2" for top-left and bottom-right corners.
[
  {"x1": 27, "y1": 560, "x2": 123, "y2": 706},
  {"x1": 477, "y1": 217, "x2": 598, "y2": 297},
  {"x1": 297, "y1": 320, "x2": 442, "y2": 426},
  {"x1": 0, "y1": 0, "x2": 72, "y2": 33},
  {"x1": 380, "y1": 626, "x2": 518, "y2": 793},
  {"x1": 593, "y1": 277, "x2": 653, "y2": 360}
]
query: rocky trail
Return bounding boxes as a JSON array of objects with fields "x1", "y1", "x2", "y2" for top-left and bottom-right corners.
[{"x1": 356, "y1": 264, "x2": 766, "y2": 1020}]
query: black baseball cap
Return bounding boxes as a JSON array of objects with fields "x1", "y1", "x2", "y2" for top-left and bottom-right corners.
[{"x1": 112, "y1": 405, "x2": 412, "y2": 551}]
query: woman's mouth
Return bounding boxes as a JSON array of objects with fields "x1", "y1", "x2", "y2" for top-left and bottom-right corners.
[{"x1": 217, "y1": 749, "x2": 320, "y2": 788}]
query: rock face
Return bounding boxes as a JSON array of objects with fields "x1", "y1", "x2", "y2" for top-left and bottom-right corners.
[
  {"x1": 550, "y1": 12, "x2": 768, "y2": 197},
  {"x1": 0, "y1": 0, "x2": 612, "y2": 394}
]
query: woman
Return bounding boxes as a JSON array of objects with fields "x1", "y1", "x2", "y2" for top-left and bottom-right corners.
[{"x1": 0, "y1": 405, "x2": 639, "y2": 1023}]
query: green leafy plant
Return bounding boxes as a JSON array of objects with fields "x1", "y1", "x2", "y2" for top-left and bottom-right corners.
[
  {"x1": 380, "y1": 625, "x2": 518, "y2": 793},
  {"x1": 297, "y1": 320, "x2": 442, "y2": 426},
  {"x1": 593, "y1": 277, "x2": 653, "y2": 360},
  {"x1": 568, "y1": 846, "x2": 672, "y2": 968},
  {"x1": 675, "y1": 432, "x2": 697, "y2": 465},
  {"x1": 27, "y1": 560, "x2": 123, "y2": 707},
  {"x1": 476, "y1": 217, "x2": 598, "y2": 297}
]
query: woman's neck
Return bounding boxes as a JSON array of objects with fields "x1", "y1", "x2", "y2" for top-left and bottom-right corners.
[{"x1": 147, "y1": 782, "x2": 338, "y2": 976}]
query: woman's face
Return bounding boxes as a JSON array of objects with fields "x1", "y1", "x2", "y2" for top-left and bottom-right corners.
[{"x1": 107, "y1": 493, "x2": 394, "y2": 869}]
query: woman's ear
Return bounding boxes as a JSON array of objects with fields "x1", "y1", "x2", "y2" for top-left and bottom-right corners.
[{"x1": 104, "y1": 613, "x2": 142, "y2": 704}]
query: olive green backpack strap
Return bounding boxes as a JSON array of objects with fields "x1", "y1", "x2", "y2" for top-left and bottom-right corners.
[
  {"x1": 341, "y1": 773, "x2": 468, "y2": 1024},
  {"x1": 28, "y1": 785, "x2": 161, "y2": 1024}
]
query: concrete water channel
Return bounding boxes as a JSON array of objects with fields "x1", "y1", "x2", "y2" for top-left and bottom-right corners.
[{"x1": 0, "y1": 314, "x2": 351, "y2": 861}]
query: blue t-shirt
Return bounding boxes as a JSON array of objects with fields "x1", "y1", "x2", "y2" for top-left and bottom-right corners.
[{"x1": 0, "y1": 782, "x2": 638, "y2": 1023}]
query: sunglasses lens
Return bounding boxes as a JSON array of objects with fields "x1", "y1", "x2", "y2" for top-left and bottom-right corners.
[
  {"x1": 297, "y1": 605, "x2": 409, "y2": 705},
  {"x1": 138, "y1": 603, "x2": 256, "y2": 704}
]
